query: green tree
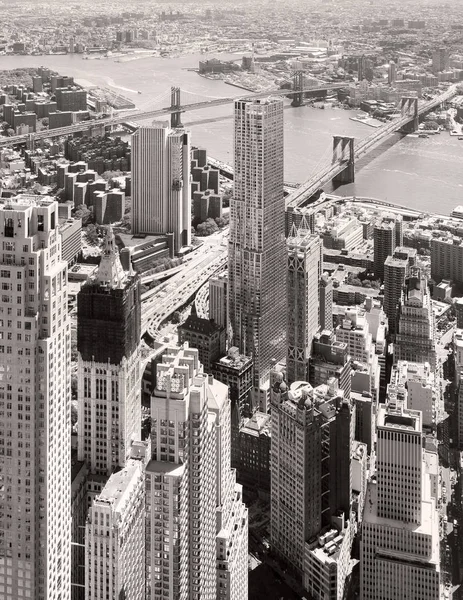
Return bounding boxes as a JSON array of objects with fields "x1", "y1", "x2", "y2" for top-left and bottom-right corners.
[
  {"x1": 85, "y1": 224, "x2": 99, "y2": 245},
  {"x1": 196, "y1": 218, "x2": 219, "y2": 236},
  {"x1": 75, "y1": 205, "x2": 94, "y2": 226}
]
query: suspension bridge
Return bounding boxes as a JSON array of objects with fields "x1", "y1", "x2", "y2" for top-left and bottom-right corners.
[
  {"x1": 285, "y1": 84, "x2": 458, "y2": 231},
  {"x1": 0, "y1": 82, "x2": 347, "y2": 150}
]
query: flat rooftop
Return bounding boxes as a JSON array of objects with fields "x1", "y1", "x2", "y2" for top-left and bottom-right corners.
[{"x1": 363, "y1": 480, "x2": 440, "y2": 569}]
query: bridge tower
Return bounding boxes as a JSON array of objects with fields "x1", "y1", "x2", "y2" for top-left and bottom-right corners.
[
  {"x1": 170, "y1": 86, "x2": 182, "y2": 128},
  {"x1": 291, "y1": 71, "x2": 304, "y2": 107},
  {"x1": 332, "y1": 136, "x2": 355, "y2": 185},
  {"x1": 400, "y1": 97, "x2": 419, "y2": 133}
]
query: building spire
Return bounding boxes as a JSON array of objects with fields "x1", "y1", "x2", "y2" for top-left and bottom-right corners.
[{"x1": 95, "y1": 226, "x2": 127, "y2": 288}]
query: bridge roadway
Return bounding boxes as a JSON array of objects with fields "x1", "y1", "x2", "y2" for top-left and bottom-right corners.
[
  {"x1": 141, "y1": 232, "x2": 228, "y2": 336},
  {"x1": 285, "y1": 85, "x2": 458, "y2": 211},
  {"x1": 0, "y1": 84, "x2": 347, "y2": 149}
]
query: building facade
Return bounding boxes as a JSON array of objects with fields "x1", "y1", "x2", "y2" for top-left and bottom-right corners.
[
  {"x1": 286, "y1": 220, "x2": 321, "y2": 384},
  {"x1": 0, "y1": 197, "x2": 71, "y2": 600},
  {"x1": 85, "y1": 459, "x2": 146, "y2": 600},
  {"x1": 360, "y1": 394, "x2": 440, "y2": 600},
  {"x1": 270, "y1": 374, "x2": 353, "y2": 594},
  {"x1": 228, "y1": 97, "x2": 287, "y2": 391},
  {"x1": 145, "y1": 345, "x2": 248, "y2": 600},
  {"x1": 394, "y1": 268, "x2": 436, "y2": 368},
  {"x1": 77, "y1": 228, "x2": 142, "y2": 479},
  {"x1": 132, "y1": 123, "x2": 191, "y2": 254}
]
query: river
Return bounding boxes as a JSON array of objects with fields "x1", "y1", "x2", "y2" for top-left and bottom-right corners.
[{"x1": 2, "y1": 52, "x2": 462, "y2": 215}]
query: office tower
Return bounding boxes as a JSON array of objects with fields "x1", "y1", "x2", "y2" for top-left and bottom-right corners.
[
  {"x1": 320, "y1": 273, "x2": 333, "y2": 331},
  {"x1": 361, "y1": 390, "x2": 440, "y2": 599},
  {"x1": 228, "y1": 97, "x2": 286, "y2": 392},
  {"x1": 310, "y1": 331, "x2": 352, "y2": 398},
  {"x1": 77, "y1": 228, "x2": 142, "y2": 479},
  {"x1": 373, "y1": 220, "x2": 395, "y2": 280},
  {"x1": 432, "y1": 47, "x2": 450, "y2": 74},
  {"x1": 132, "y1": 123, "x2": 191, "y2": 254},
  {"x1": 178, "y1": 305, "x2": 226, "y2": 373},
  {"x1": 0, "y1": 197, "x2": 71, "y2": 600},
  {"x1": 387, "y1": 61, "x2": 397, "y2": 85},
  {"x1": 286, "y1": 219, "x2": 321, "y2": 383},
  {"x1": 145, "y1": 345, "x2": 248, "y2": 600},
  {"x1": 209, "y1": 272, "x2": 228, "y2": 329},
  {"x1": 335, "y1": 307, "x2": 373, "y2": 363},
  {"x1": 383, "y1": 254, "x2": 408, "y2": 334},
  {"x1": 270, "y1": 376, "x2": 353, "y2": 595},
  {"x1": 212, "y1": 346, "x2": 253, "y2": 418},
  {"x1": 395, "y1": 267, "x2": 436, "y2": 368},
  {"x1": 85, "y1": 458, "x2": 146, "y2": 600}
]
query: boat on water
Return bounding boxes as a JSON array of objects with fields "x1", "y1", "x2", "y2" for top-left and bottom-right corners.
[
  {"x1": 138, "y1": 91, "x2": 142, "y2": 94},
  {"x1": 459, "y1": 137, "x2": 463, "y2": 141}
]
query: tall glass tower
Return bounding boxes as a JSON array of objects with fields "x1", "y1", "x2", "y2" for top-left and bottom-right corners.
[{"x1": 228, "y1": 97, "x2": 286, "y2": 392}]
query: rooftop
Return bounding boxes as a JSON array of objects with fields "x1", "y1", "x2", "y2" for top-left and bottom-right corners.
[{"x1": 96, "y1": 460, "x2": 142, "y2": 514}]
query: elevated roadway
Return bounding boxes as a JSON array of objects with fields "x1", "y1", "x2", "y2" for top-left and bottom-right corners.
[
  {"x1": 286, "y1": 85, "x2": 458, "y2": 211},
  {"x1": 141, "y1": 230, "x2": 228, "y2": 336}
]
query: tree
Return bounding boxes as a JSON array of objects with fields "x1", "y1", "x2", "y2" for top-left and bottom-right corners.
[
  {"x1": 85, "y1": 224, "x2": 99, "y2": 245},
  {"x1": 171, "y1": 311, "x2": 181, "y2": 324},
  {"x1": 74, "y1": 205, "x2": 94, "y2": 226},
  {"x1": 423, "y1": 120, "x2": 439, "y2": 131},
  {"x1": 41, "y1": 117, "x2": 49, "y2": 127},
  {"x1": 196, "y1": 218, "x2": 219, "y2": 236}
]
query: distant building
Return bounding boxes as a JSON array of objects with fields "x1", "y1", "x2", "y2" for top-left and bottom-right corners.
[
  {"x1": 287, "y1": 219, "x2": 321, "y2": 383},
  {"x1": 55, "y1": 87, "x2": 87, "y2": 112},
  {"x1": 310, "y1": 331, "x2": 352, "y2": 398},
  {"x1": 131, "y1": 123, "x2": 191, "y2": 254},
  {"x1": 373, "y1": 216, "x2": 402, "y2": 280},
  {"x1": 394, "y1": 268, "x2": 436, "y2": 368},
  {"x1": 431, "y1": 235, "x2": 463, "y2": 286},
  {"x1": 383, "y1": 255, "x2": 408, "y2": 334},
  {"x1": 211, "y1": 346, "x2": 253, "y2": 417},
  {"x1": 237, "y1": 411, "x2": 271, "y2": 492},
  {"x1": 320, "y1": 273, "x2": 333, "y2": 331},
  {"x1": 199, "y1": 58, "x2": 239, "y2": 74},
  {"x1": 432, "y1": 47, "x2": 450, "y2": 74},
  {"x1": 209, "y1": 272, "x2": 228, "y2": 329},
  {"x1": 178, "y1": 306, "x2": 226, "y2": 373}
]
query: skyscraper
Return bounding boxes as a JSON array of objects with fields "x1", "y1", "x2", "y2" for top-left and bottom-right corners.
[
  {"x1": 0, "y1": 196, "x2": 71, "y2": 600},
  {"x1": 373, "y1": 221, "x2": 395, "y2": 280},
  {"x1": 319, "y1": 273, "x2": 333, "y2": 331},
  {"x1": 361, "y1": 388, "x2": 440, "y2": 599},
  {"x1": 383, "y1": 254, "x2": 408, "y2": 335},
  {"x1": 286, "y1": 219, "x2": 321, "y2": 383},
  {"x1": 270, "y1": 375, "x2": 353, "y2": 595},
  {"x1": 85, "y1": 458, "x2": 146, "y2": 600},
  {"x1": 145, "y1": 345, "x2": 248, "y2": 600},
  {"x1": 77, "y1": 228, "x2": 142, "y2": 480},
  {"x1": 132, "y1": 122, "x2": 191, "y2": 254},
  {"x1": 228, "y1": 97, "x2": 286, "y2": 392},
  {"x1": 394, "y1": 267, "x2": 436, "y2": 368}
]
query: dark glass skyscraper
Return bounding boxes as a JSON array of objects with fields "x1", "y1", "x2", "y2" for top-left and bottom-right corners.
[{"x1": 228, "y1": 97, "x2": 287, "y2": 391}]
